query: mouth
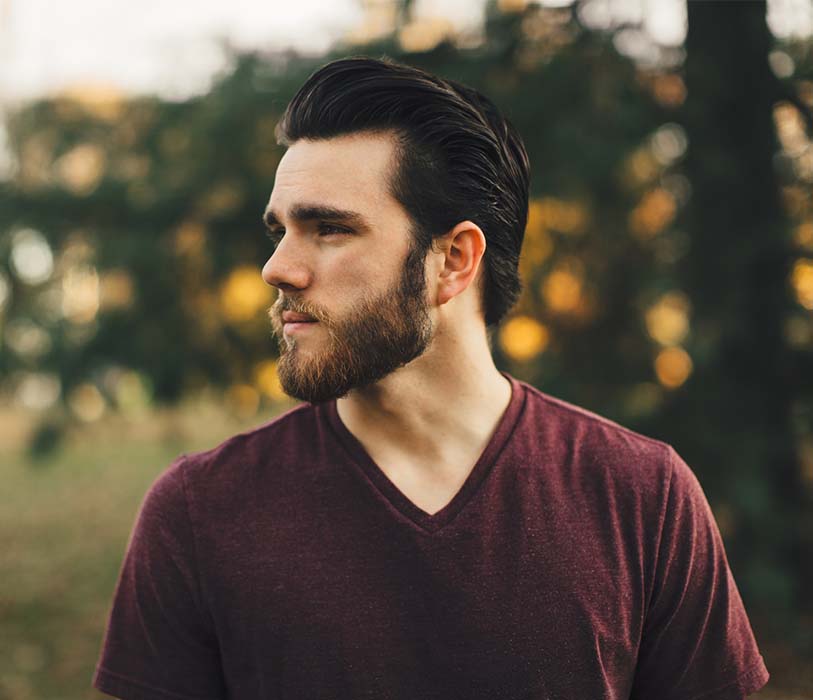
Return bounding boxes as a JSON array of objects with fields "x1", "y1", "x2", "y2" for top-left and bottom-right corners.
[
  {"x1": 281, "y1": 311, "x2": 319, "y2": 334},
  {"x1": 282, "y1": 311, "x2": 316, "y2": 322}
]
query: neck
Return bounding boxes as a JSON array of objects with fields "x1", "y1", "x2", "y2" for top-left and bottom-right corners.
[{"x1": 335, "y1": 318, "x2": 512, "y2": 466}]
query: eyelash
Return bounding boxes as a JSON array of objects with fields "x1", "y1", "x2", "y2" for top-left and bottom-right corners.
[{"x1": 265, "y1": 224, "x2": 351, "y2": 244}]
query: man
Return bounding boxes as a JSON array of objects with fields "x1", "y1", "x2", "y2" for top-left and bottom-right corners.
[{"x1": 93, "y1": 57, "x2": 769, "y2": 700}]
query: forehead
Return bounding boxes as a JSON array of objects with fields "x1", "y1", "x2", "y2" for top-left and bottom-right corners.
[{"x1": 267, "y1": 132, "x2": 401, "y2": 218}]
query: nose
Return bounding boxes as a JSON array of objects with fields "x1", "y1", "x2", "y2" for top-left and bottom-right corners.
[{"x1": 262, "y1": 235, "x2": 312, "y2": 292}]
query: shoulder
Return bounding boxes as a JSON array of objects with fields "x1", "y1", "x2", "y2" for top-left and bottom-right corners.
[
  {"x1": 153, "y1": 401, "x2": 322, "y2": 515},
  {"x1": 515, "y1": 380, "x2": 676, "y2": 497},
  {"x1": 183, "y1": 400, "x2": 318, "y2": 475}
]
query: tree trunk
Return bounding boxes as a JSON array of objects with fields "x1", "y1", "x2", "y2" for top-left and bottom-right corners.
[{"x1": 680, "y1": 0, "x2": 810, "y2": 630}]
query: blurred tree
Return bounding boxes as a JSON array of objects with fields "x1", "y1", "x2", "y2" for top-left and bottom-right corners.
[
  {"x1": 667, "y1": 0, "x2": 813, "y2": 631},
  {"x1": 0, "y1": 54, "x2": 324, "y2": 419}
]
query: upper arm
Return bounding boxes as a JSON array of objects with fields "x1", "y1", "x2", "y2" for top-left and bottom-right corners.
[
  {"x1": 92, "y1": 457, "x2": 227, "y2": 700},
  {"x1": 630, "y1": 448, "x2": 769, "y2": 700}
]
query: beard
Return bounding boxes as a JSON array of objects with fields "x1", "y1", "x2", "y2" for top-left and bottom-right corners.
[{"x1": 268, "y1": 241, "x2": 433, "y2": 403}]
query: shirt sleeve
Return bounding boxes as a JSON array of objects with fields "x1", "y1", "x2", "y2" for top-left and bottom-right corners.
[
  {"x1": 630, "y1": 447, "x2": 769, "y2": 700},
  {"x1": 92, "y1": 456, "x2": 227, "y2": 700}
]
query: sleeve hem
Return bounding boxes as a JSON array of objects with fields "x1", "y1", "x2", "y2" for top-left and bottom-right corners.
[
  {"x1": 676, "y1": 656, "x2": 770, "y2": 700},
  {"x1": 92, "y1": 665, "x2": 224, "y2": 700}
]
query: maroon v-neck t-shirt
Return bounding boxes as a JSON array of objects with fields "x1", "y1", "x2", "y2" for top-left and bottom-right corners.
[{"x1": 93, "y1": 374, "x2": 768, "y2": 699}]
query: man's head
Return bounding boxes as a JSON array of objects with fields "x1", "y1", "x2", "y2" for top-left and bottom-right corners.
[
  {"x1": 263, "y1": 57, "x2": 530, "y2": 402},
  {"x1": 275, "y1": 56, "x2": 530, "y2": 326}
]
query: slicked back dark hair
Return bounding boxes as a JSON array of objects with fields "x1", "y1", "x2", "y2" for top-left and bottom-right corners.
[{"x1": 276, "y1": 56, "x2": 530, "y2": 328}]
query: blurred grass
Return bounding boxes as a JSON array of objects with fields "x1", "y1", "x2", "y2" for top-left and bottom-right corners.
[
  {"x1": 0, "y1": 399, "x2": 290, "y2": 700},
  {"x1": 1, "y1": 399, "x2": 810, "y2": 700}
]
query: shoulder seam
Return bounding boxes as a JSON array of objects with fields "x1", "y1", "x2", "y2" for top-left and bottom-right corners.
[
  {"x1": 520, "y1": 381, "x2": 671, "y2": 450},
  {"x1": 225, "y1": 401, "x2": 312, "y2": 441},
  {"x1": 182, "y1": 402, "x2": 313, "y2": 464}
]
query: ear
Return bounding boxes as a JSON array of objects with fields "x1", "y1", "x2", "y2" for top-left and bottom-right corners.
[{"x1": 435, "y1": 220, "x2": 486, "y2": 307}]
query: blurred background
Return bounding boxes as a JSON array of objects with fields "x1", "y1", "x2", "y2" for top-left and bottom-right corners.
[{"x1": 1, "y1": 0, "x2": 812, "y2": 697}]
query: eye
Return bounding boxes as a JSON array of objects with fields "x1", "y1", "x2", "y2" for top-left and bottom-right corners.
[
  {"x1": 318, "y1": 223, "x2": 352, "y2": 237},
  {"x1": 266, "y1": 228, "x2": 284, "y2": 245}
]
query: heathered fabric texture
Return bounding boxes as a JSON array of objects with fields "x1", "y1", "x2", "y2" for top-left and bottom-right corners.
[{"x1": 93, "y1": 374, "x2": 768, "y2": 700}]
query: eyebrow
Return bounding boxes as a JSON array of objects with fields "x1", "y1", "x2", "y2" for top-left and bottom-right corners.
[{"x1": 262, "y1": 204, "x2": 370, "y2": 230}]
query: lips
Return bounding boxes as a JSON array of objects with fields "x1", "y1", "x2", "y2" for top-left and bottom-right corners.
[{"x1": 282, "y1": 311, "x2": 317, "y2": 323}]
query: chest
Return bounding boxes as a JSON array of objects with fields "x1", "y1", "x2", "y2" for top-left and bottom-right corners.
[{"x1": 208, "y1": 501, "x2": 644, "y2": 700}]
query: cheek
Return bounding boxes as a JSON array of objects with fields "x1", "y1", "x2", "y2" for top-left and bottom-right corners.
[{"x1": 321, "y1": 247, "x2": 397, "y2": 296}]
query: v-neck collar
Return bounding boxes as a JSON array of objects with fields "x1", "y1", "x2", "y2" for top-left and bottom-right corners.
[{"x1": 320, "y1": 372, "x2": 527, "y2": 535}]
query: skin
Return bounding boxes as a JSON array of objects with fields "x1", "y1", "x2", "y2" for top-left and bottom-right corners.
[{"x1": 261, "y1": 132, "x2": 512, "y2": 515}]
